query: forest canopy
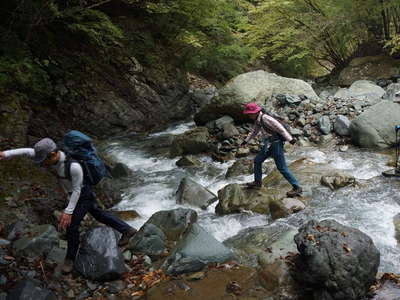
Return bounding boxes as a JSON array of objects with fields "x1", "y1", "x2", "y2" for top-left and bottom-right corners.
[{"x1": 0, "y1": 0, "x2": 399, "y2": 94}]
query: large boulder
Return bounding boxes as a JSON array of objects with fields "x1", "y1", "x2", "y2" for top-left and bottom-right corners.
[
  {"x1": 194, "y1": 70, "x2": 319, "y2": 125},
  {"x1": 294, "y1": 219, "x2": 380, "y2": 300},
  {"x1": 334, "y1": 80, "x2": 385, "y2": 104},
  {"x1": 350, "y1": 101, "x2": 400, "y2": 148},
  {"x1": 74, "y1": 227, "x2": 127, "y2": 281},
  {"x1": 162, "y1": 223, "x2": 235, "y2": 275},
  {"x1": 337, "y1": 55, "x2": 400, "y2": 86}
]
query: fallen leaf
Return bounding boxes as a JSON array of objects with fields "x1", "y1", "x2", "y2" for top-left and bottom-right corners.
[
  {"x1": 343, "y1": 244, "x2": 352, "y2": 254},
  {"x1": 306, "y1": 234, "x2": 316, "y2": 241}
]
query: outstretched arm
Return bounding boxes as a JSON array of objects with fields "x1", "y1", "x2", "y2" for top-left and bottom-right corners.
[{"x1": 0, "y1": 148, "x2": 35, "y2": 160}]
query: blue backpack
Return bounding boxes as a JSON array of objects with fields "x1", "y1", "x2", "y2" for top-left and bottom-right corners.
[{"x1": 62, "y1": 130, "x2": 111, "y2": 185}]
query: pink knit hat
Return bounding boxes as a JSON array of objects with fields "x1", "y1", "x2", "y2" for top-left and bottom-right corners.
[{"x1": 243, "y1": 102, "x2": 262, "y2": 114}]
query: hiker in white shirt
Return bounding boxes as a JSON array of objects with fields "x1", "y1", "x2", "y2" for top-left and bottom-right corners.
[{"x1": 0, "y1": 138, "x2": 137, "y2": 274}]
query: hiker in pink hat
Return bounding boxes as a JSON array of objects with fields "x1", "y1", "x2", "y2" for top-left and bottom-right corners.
[{"x1": 241, "y1": 102, "x2": 302, "y2": 197}]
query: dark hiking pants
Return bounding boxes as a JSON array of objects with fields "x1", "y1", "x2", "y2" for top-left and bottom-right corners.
[{"x1": 65, "y1": 185, "x2": 131, "y2": 260}]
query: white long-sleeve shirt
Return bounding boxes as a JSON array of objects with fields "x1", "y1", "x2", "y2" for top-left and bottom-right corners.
[
  {"x1": 4, "y1": 149, "x2": 83, "y2": 214},
  {"x1": 245, "y1": 112, "x2": 293, "y2": 143}
]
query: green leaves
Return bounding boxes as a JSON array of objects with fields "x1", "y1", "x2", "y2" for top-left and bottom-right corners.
[{"x1": 247, "y1": 0, "x2": 400, "y2": 76}]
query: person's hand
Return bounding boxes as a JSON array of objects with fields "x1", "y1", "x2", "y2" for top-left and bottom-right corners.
[
  {"x1": 58, "y1": 212, "x2": 72, "y2": 231},
  {"x1": 289, "y1": 138, "x2": 297, "y2": 145},
  {"x1": 0, "y1": 152, "x2": 5, "y2": 161}
]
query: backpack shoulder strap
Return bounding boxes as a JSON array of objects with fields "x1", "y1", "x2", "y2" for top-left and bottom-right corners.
[{"x1": 64, "y1": 156, "x2": 79, "y2": 181}]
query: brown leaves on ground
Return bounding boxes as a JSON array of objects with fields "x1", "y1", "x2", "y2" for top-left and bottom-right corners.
[
  {"x1": 226, "y1": 280, "x2": 241, "y2": 295},
  {"x1": 368, "y1": 273, "x2": 400, "y2": 294}
]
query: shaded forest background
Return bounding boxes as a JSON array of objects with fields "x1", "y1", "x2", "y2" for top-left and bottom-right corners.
[{"x1": 0, "y1": 0, "x2": 399, "y2": 127}]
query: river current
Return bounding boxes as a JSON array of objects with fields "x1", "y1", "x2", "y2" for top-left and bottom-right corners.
[{"x1": 103, "y1": 121, "x2": 400, "y2": 273}]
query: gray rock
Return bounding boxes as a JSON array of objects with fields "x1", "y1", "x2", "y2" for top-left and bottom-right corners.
[
  {"x1": 334, "y1": 80, "x2": 385, "y2": 105},
  {"x1": 6, "y1": 280, "x2": 57, "y2": 300},
  {"x1": 146, "y1": 208, "x2": 197, "y2": 242},
  {"x1": 176, "y1": 177, "x2": 218, "y2": 209},
  {"x1": 75, "y1": 227, "x2": 127, "y2": 281},
  {"x1": 46, "y1": 246, "x2": 66, "y2": 264},
  {"x1": 194, "y1": 70, "x2": 319, "y2": 125},
  {"x1": 334, "y1": 115, "x2": 351, "y2": 136},
  {"x1": 163, "y1": 224, "x2": 235, "y2": 275},
  {"x1": 170, "y1": 127, "x2": 210, "y2": 157},
  {"x1": 110, "y1": 163, "x2": 130, "y2": 179},
  {"x1": 318, "y1": 116, "x2": 332, "y2": 135},
  {"x1": 350, "y1": 101, "x2": 400, "y2": 148},
  {"x1": 215, "y1": 115, "x2": 234, "y2": 130},
  {"x1": 13, "y1": 225, "x2": 59, "y2": 259},
  {"x1": 128, "y1": 223, "x2": 166, "y2": 257},
  {"x1": 294, "y1": 219, "x2": 380, "y2": 300}
]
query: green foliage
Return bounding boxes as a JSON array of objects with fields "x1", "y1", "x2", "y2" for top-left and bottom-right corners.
[
  {"x1": 247, "y1": 0, "x2": 400, "y2": 77},
  {"x1": 63, "y1": 9, "x2": 123, "y2": 49},
  {"x1": 385, "y1": 34, "x2": 400, "y2": 55},
  {"x1": 0, "y1": 56, "x2": 51, "y2": 99}
]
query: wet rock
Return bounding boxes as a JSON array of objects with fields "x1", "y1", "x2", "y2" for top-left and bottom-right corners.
[
  {"x1": 109, "y1": 163, "x2": 130, "y2": 179},
  {"x1": 75, "y1": 227, "x2": 127, "y2": 281},
  {"x1": 176, "y1": 177, "x2": 218, "y2": 209},
  {"x1": 269, "y1": 198, "x2": 306, "y2": 220},
  {"x1": 170, "y1": 127, "x2": 210, "y2": 157},
  {"x1": 225, "y1": 159, "x2": 254, "y2": 178},
  {"x1": 393, "y1": 214, "x2": 400, "y2": 244},
  {"x1": 320, "y1": 172, "x2": 356, "y2": 190},
  {"x1": 215, "y1": 183, "x2": 272, "y2": 215},
  {"x1": 225, "y1": 224, "x2": 297, "y2": 267},
  {"x1": 146, "y1": 208, "x2": 197, "y2": 242},
  {"x1": 176, "y1": 156, "x2": 202, "y2": 167},
  {"x1": 128, "y1": 223, "x2": 166, "y2": 258},
  {"x1": 293, "y1": 219, "x2": 380, "y2": 300},
  {"x1": 6, "y1": 279, "x2": 57, "y2": 300},
  {"x1": 162, "y1": 224, "x2": 235, "y2": 275},
  {"x1": 110, "y1": 210, "x2": 140, "y2": 222}
]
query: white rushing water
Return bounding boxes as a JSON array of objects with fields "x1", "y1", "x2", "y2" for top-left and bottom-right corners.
[{"x1": 104, "y1": 122, "x2": 400, "y2": 273}]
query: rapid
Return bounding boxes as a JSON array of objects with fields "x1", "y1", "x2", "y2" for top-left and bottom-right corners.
[{"x1": 104, "y1": 121, "x2": 400, "y2": 273}]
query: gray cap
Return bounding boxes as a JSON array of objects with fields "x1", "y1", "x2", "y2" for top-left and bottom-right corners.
[{"x1": 33, "y1": 138, "x2": 57, "y2": 163}]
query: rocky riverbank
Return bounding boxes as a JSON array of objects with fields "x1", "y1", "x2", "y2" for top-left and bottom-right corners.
[{"x1": 2, "y1": 68, "x2": 400, "y2": 300}]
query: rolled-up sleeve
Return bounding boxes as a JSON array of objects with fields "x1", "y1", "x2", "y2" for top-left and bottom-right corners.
[
  {"x1": 64, "y1": 162, "x2": 83, "y2": 214},
  {"x1": 245, "y1": 123, "x2": 261, "y2": 143}
]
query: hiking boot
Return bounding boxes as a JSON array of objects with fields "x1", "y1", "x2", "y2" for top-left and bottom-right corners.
[
  {"x1": 246, "y1": 181, "x2": 262, "y2": 189},
  {"x1": 118, "y1": 228, "x2": 137, "y2": 247},
  {"x1": 286, "y1": 187, "x2": 302, "y2": 197},
  {"x1": 61, "y1": 259, "x2": 74, "y2": 275}
]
